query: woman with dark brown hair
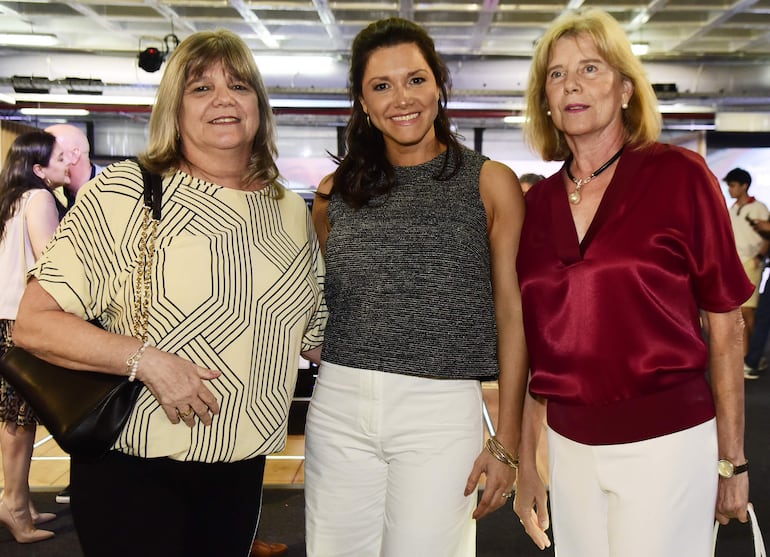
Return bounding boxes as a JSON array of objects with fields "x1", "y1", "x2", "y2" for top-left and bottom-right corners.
[{"x1": 0, "y1": 130, "x2": 70, "y2": 543}]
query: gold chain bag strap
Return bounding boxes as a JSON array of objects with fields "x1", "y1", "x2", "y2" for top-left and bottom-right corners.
[{"x1": 0, "y1": 166, "x2": 162, "y2": 458}]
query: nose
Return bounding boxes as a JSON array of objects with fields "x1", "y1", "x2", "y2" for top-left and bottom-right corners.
[
  {"x1": 213, "y1": 87, "x2": 235, "y2": 105},
  {"x1": 563, "y1": 73, "x2": 580, "y2": 94},
  {"x1": 394, "y1": 84, "x2": 411, "y2": 107}
]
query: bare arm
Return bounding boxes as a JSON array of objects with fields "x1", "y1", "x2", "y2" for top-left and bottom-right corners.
[
  {"x1": 14, "y1": 280, "x2": 222, "y2": 427},
  {"x1": 312, "y1": 175, "x2": 333, "y2": 257},
  {"x1": 465, "y1": 160, "x2": 529, "y2": 519},
  {"x1": 25, "y1": 191, "x2": 59, "y2": 259},
  {"x1": 702, "y1": 308, "x2": 749, "y2": 524}
]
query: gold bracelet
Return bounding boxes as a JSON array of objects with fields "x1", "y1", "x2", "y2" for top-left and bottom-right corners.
[{"x1": 485, "y1": 436, "x2": 519, "y2": 469}]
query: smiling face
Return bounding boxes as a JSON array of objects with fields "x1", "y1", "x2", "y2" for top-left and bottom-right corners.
[
  {"x1": 545, "y1": 33, "x2": 633, "y2": 146},
  {"x1": 178, "y1": 61, "x2": 260, "y2": 163},
  {"x1": 359, "y1": 42, "x2": 441, "y2": 163}
]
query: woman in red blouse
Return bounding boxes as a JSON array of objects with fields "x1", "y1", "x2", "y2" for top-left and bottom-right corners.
[{"x1": 513, "y1": 8, "x2": 753, "y2": 557}]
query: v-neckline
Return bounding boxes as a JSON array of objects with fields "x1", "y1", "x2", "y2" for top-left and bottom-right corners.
[{"x1": 551, "y1": 151, "x2": 630, "y2": 263}]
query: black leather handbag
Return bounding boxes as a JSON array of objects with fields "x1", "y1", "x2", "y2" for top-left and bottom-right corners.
[{"x1": 0, "y1": 166, "x2": 161, "y2": 458}]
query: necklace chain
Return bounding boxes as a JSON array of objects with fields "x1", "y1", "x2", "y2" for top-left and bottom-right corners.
[
  {"x1": 132, "y1": 206, "x2": 156, "y2": 342},
  {"x1": 565, "y1": 145, "x2": 625, "y2": 205}
]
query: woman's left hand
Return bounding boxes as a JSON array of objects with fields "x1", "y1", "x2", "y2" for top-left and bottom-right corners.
[
  {"x1": 465, "y1": 449, "x2": 516, "y2": 520},
  {"x1": 715, "y1": 474, "x2": 750, "y2": 524},
  {"x1": 134, "y1": 346, "x2": 222, "y2": 427}
]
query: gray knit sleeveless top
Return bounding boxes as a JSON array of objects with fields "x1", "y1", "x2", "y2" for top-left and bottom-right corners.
[{"x1": 323, "y1": 146, "x2": 498, "y2": 380}]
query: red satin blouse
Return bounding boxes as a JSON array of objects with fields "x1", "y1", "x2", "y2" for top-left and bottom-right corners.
[{"x1": 517, "y1": 143, "x2": 754, "y2": 445}]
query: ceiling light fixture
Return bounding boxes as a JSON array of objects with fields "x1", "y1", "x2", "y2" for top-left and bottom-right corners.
[
  {"x1": 13, "y1": 92, "x2": 155, "y2": 106},
  {"x1": 631, "y1": 42, "x2": 649, "y2": 55},
  {"x1": 19, "y1": 107, "x2": 90, "y2": 116},
  {"x1": 0, "y1": 33, "x2": 58, "y2": 47},
  {"x1": 138, "y1": 34, "x2": 180, "y2": 73}
]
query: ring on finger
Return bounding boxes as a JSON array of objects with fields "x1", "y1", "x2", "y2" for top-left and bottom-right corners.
[
  {"x1": 177, "y1": 406, "x2": 194, "y2": 419},
  {"x1": 501, "y1": 491, "x2": 512, "y2": 499}
]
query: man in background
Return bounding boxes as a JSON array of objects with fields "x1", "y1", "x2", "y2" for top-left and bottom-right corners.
[
  {"x1": 725, "y1": 167, "x2": 770, "y2": 359},
  {"x1": 45, "y1": 124, "x2": 102, "y2": 218},
  {"x1": 519, "y1": 172, "x2": 545, "y2": 195},
  {"x1": 43, "y1": 123, "x2": 103, "y2": 505}
]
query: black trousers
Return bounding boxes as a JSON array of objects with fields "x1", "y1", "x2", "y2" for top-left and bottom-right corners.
[{"x1": 71, "y1": 450, "x2": 266, "y2": 557}]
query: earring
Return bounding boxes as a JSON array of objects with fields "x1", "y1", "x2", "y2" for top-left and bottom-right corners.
[
  {"x1": 43, "y1": 177, "x2": 53, "y2": 188},
  {"x1": 621, "y1": 101, "x2": 629, "y2": 109},
  {"x1": 546, "y1": 109, "x2": 552, "y2": 117},
  {"x1": 366, "y1": 114, "x2": 371, "y2": 127}
]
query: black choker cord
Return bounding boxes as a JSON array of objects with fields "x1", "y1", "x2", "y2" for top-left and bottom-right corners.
[
  {"x1": 566, "y1": 145, "x2": 625, "y2": 186},
  {"x1": 565, "y1": 145, "x2": 625, "y2": 205}
]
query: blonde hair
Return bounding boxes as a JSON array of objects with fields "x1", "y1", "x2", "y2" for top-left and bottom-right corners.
[
  {"x1": 524, "y1": 8, "x2": 661, "y2": 161},
  {"x1": 139, "y1": 29, "x2": 283, "y2": 194}
]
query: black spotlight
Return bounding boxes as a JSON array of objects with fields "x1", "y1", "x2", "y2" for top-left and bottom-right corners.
[{"x1": 138, "y1": 46, "x2": 164, "y2": 73}]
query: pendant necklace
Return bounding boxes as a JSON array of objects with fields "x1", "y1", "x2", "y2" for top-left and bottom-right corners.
[{"x1": 565, "y1": 145, "x2": 625, "y2": 205}]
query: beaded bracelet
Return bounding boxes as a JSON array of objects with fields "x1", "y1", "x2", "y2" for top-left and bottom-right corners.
[
  {"x1": 485, "y1": 436, "x2": 519, "y2": 469},
  {"x1": 125, "y1": 341, "x2": 150, "y2": 382}
]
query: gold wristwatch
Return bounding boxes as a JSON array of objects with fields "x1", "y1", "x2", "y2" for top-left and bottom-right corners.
[{"x1": 717, "y1": 458, "x2": 749, "y2": 478}]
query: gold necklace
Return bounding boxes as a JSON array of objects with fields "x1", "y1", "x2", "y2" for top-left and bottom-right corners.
[{"x1": 565, "y1": 146, "x2": 625, "y2": 205}]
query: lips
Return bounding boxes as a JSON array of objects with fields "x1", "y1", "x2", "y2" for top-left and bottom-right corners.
[{"x1": 565, "y1": 104, "x2": 588, "y2": 112}]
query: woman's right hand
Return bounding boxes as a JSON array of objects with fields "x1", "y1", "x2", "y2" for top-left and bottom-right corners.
[
  {"x1": 134, "y1": 347, "x2": 221, "y2": 427},
  {"x1": 512, "y1": 462, "x2": 551, "y2": 550}
]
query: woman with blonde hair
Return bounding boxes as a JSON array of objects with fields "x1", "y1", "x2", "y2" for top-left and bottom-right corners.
[
  {"x1": 13, "y1": 30, "x2": 326, "y2": 556},
  {"x1": 514, "y1": 8, "x2": 752, "y2": 557}
]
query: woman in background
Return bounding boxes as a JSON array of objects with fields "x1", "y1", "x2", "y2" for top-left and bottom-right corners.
[
  {"x1": 0, "y1": 130, "x2": 70, "y2": 543},
  {"x1": 305, "y1": 17, "x2": 527, "y2": 557},
  {"x1": 514, "y1": 8, "x2": 752, "y2": 556}
]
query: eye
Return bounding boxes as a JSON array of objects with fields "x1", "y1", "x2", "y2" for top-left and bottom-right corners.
[
  {"x1": 548, "y1": 69, "x2": 565, "y2": 80},
  {"x1": 410, "y1": 76, "x2": 426, "y2": 85},
  {"x1": 230, "y1": 82, "x2": 250, "y2": 91},
  {"x1": 584, "y1": 64, "x2": 598, "y2": 74},
  {"x1": 373, "y1": 82, "x2": 389, "y2": 92}
]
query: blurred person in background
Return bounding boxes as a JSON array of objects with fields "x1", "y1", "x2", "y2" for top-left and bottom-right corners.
[
  {"x1": 44, "y1": 122, "x2": 103, "y2": 506},
  {"x1": 0, "y1": 130, "x2": 70, "y2": 543},
  {"x1": 724, "y1": 167, "x2": 769, "y2": 359},
  {"x1": 44, "y1": 124, "x2": 102, "y2": 219},
  {"x1": 519, "y1": 172, "x2": 545, "y2": 195}
]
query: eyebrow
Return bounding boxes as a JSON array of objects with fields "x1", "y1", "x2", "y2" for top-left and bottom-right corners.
[
  {"x1": 547, "y1": 57, "x2": 605, "y2": 72},
  {"x1": 365, "y1": 67, "x2": 429, "y2": 85}
]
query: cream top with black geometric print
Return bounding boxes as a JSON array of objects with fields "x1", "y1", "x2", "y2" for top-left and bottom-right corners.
[{"x1": 33, "y1": 160, "x2": 327, "y2": 462}]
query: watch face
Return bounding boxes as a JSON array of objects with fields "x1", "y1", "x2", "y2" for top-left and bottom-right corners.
[{"x1": 718, "y1": 459, "x2": 735, "y2": 478}]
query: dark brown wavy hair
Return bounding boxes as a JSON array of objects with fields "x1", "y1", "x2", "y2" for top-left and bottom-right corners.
[{"x1": 0, "y1": 131, "x2": 56, "y2": 242}]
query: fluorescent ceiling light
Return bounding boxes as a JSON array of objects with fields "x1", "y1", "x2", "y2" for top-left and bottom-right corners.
[
  {"x1": 13, "y1": 93, "x2": 155, "y2": 106},
  {"x1": 503, "y1": 115, "x2": 525, "y2": 124},
  {"x1": 19, "y1": 108, "x2": 90, "y2": 116},
  {"x1": 0, "y1": 92, "x2": 15, "y2": 105},
  {"x1": 631, "y1": 43, "x2": 649, "y2": 56},
  {"x1": 0, "y1": 33, "x2": 58, "y2": 47}
]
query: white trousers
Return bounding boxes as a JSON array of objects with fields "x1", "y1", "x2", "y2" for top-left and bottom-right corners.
[
  {"x1": 548, "y1": 419, "x2": 718, "y2": 557},
  {"x1": 304, "y1": 361, "x2": 483, "y2": 557}
]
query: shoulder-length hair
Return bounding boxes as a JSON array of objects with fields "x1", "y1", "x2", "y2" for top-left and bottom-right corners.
[
  {"x1": 139, "y1": 29, "x2": 282, "y2": 193},
  {"x1": 331, "y1": 17, "x2": 463, "y2": 208},
  {"x1": 0, "y1": 131, "x2": 56, "y2": 242},
  {"x1": 525, "y1": 8, "x2": 661, "y2": 161}
]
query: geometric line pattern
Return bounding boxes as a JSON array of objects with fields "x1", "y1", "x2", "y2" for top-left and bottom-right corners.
[{"x1": 34, "y1": 160, "x2": 327, "y2": 462}]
